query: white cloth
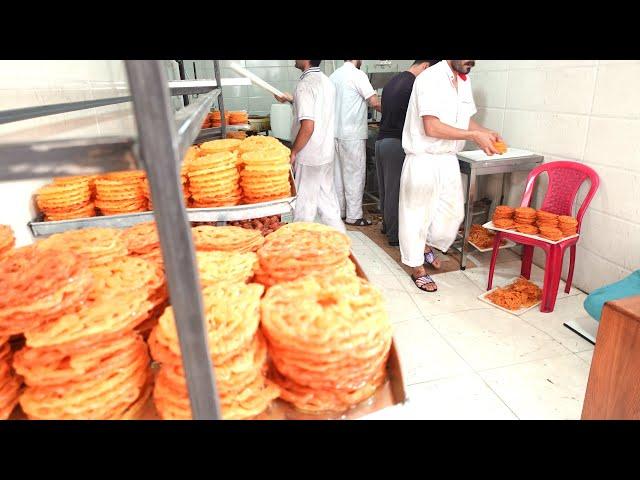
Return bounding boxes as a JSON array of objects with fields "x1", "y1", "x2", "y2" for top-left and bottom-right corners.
[
  {"x1": 291, "y1": 67, "x2": 336, "y2": 167},
  {"x1": 293, "y1": 161, "x2": 346, "y2": 233},
  {"x1": 402, "y1": 60, "x2": 477, "y2": 156},
  {"x1": 333, "y1": 139, "x2": 366, "y2": 222},
  {"x1": 398, "y1": 153, "x2": 464, "y2": 267},
  {"x1": 330, "y1": 62, "x2": 376, "y2": 140}
]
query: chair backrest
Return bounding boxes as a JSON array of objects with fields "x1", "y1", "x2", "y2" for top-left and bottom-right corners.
[{"x1": 520, "y1": 161, "x2": 600, "y2": 233}]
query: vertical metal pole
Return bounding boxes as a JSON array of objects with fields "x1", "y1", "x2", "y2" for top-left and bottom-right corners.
[
  {"x1": 213, "y1": 60, "x2": 226, "y2": 138},
  {"x1": 125, "y1": 60, "x2": 221, "y2": 420},
  {"x1": 176, "y1": 60, "x2": 190, "y2": 107}
]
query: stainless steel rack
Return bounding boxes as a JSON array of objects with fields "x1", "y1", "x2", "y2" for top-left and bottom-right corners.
[{"x1": 0, "y1": 60, "x2": 259, "y2": 420}]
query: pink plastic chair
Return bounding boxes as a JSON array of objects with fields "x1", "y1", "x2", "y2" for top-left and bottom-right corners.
[{"x1": 487, "y1": 161, "x2": 600, "y2": 312}]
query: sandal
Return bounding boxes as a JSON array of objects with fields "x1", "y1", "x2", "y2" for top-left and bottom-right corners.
[
  {"x1": 424, "y1": 249, "x2": 442, "y2": 269},
  {"x1": 345, "y1": 218, "x2": 372, "y2": 227},
  {"x1": 412, "y1": 273, "x2": 438, "y2": 292}
]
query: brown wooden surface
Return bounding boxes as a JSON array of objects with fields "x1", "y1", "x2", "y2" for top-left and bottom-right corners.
[{"x1": 582, "y1": 295, "x2": 640, "y2": 419}]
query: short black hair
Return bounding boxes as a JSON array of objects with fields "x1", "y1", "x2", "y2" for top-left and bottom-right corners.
[
  {"x1": 309, "y1": 60, "x2": 322, "y2": 67},
  {"x1": 413, "y1": 60, "x2": 441, "y2": 66}
]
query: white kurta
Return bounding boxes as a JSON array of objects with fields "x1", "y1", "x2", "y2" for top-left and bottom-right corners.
[
  {"x1": 398, "y1": 61, "x2": 477, "y2": 267},
  {"x1": 294, "y1": 161, "x2": 345, "y2": 233},
  {"x1": 333, "y1": 139, "x2": 366, "y2": 222},
  {"x1": 290, "y1": 67, "x2": 344, "y2": 232},
  {"x1": 330, "y1": 62, "x2": 376, "y2": 222}
]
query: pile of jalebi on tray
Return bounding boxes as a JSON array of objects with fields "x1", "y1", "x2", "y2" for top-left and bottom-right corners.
[
  {"x1": 143, "y1": 146, "x2": 196, "y2": 210},
  {"x1": 192, "y1": 225, "x2": 265, "y2": 253},
  {"x1": 492, "y1": 205, "x2": 578, "y2": 241},
  {"x1": 187, "y1": 151, "x2": 242, "y2": 208},
  {"x1": 35, "y1": 175, "x2": 97, "y2": 221},
  {"x1": 13, "y1": 253, "x2": 164, "y2": 419},
  {"x1": 254, "y1": 222, "x2": 355, "y2": 288},
  {"x1": 485, "y1": 276, "x2": 542, "y2": 311},
  {"x1": 0, "y1": 228, "x2": 167, "y2": 419},
  {"x1": 149, "y1": 282, "x2": 279, "y2": 420},
  {"x1": 240, "y1": 145, "x2": 292, "y2": 204},
  {"x1": 467, "y1": 224, "x2": 505, "y2": 249},
  {"x1": 0, "y1": 225, "x2": 15, "y2": 258},
  {"x1": 261, "y1": 271, "x2": 392, "y2": 414},
  {"x1": 0, "y1": 335, "x2": 22, "y2": 419},
  {"x1": 94, "y1": 170, "x2": 148, "y2": 216}
]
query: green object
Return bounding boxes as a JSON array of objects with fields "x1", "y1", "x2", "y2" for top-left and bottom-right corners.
[{"x1": 583, "y1": 270, "x2": 640, "y2": 322}]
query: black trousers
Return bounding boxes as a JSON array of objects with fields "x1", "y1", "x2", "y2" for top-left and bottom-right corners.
[{"x1": 375, "y1": 138, "x2": 405, "y2": 244}]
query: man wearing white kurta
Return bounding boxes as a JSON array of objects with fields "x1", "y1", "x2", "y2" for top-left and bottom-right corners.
[
  {"x1": 274, "y1": 60, "x2": 345, "y2": 233},
  {"x1": 330, "y1": 60, "x2": 381, "y2": 226},
  {"x1": 399, "y1": 60, "x2": 503, "y2": 292}
]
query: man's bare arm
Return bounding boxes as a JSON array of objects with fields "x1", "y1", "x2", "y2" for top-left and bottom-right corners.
[
  {"x1": 367, "y1": 94, "x2": 382, "y2": 112},
  {"x1": 422, "y1": 115, "x2": 500, "y2": 155}
]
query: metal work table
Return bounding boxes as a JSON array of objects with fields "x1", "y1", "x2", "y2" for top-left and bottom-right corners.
[{"x1": 453, "y1": 149, "x2": 544, "y2": 270}]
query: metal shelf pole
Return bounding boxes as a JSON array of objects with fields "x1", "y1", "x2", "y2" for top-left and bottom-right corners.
[
  {"x1": 125, "y1": 60, "x2": 221, "y2": 420},
  {"x1": 213, "y1": 60, "x2": 226, "y2": 138},
  {"x1": 175, "y1": 60, "x2": 190, "y2": 107}
]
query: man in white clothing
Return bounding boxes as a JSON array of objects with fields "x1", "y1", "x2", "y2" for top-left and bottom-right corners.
[
  {"x1": 330, "y1": 60, "x2": 381, "y2": 226},
  {"x1": 398, "y1": 60, "x2": 504, "y2": 292},
  {"x1": 274, "y1": 60, "x2": 345, "y2": 233}
]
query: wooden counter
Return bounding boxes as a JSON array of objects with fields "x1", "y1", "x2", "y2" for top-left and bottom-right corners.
[{"x1": 581, "y1": 295, "x2": 640, "y2": 419}]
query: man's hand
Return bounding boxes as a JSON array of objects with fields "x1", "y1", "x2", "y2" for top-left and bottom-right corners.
[
  {"x1": 472, "y1": 130, "x2": 500, "y2": 156},
  {"x1": 290, "y1": 150, "x2": 296, "y2": 167},
  {"x1": 274, "y1": 92, "x2": 293, "y2": 103}
]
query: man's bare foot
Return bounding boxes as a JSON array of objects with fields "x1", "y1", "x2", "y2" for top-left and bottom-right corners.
[
  {"x1": 411, "y1": 265, "x2": 437, "y2": 292},
  {"x1": 424, "y1": 247, "x2": 442, "y2": 269}
]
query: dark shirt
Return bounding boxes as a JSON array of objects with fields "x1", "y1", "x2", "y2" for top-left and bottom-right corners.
[{"x1": 377, "y1": 70, "x2": 416, "y2": 141}]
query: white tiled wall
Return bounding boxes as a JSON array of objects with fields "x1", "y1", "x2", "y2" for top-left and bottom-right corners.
[
  {"x1": 180, "y1": 60, "x2": 413, "y2": 115},
  {"x1": 0, "y1": 60, "x2": 136, "y2": 246},
  {"x1": 471, "y1": 60, "x2": 640, "y2": 293}
]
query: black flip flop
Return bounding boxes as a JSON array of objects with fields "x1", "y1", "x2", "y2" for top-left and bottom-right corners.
[
  {"x1": 345, "y1": 218, "x2": 372, "y2": 226},
  {"x1": 411, "y1": 273, "x2": 437, "y2": 292}
]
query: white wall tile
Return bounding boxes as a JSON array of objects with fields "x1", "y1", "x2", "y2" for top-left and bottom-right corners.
[
  {"x1": 502, "y1": 111, "x2": 588, "y2": 160},
  {"x1": 581, "y1": 162, "x2": 640, "y2": 223},
  {"x1": 473, "y1": 107, "x2": 505, "y2": 133},
  {"x1": 584, "y1": 117, "x2": 640, "y2": 172},
  {"x1": 474, "y1": 60, "x2": 508, "y2": 71},
  {"x1": 507, "y1": 67, "x2": 596, "y2": 114},
  {"x1": 248, "y1": 96, "x2": 276, "y2": 114},
  {"x1": 222, "y1": 97, "x2": 249, "y2": 111},
  {"x1": 580, "y1": 209, "x2": 640, "y2": 272},
  {"x1": 592, "y1": 63, "x2": 640, "y2": 118},
  {"x1": 471, "y1": 71, "x2": 507, "y2": 108},
  {"x1": 245, "y1": 60, "x2": 293, "y2": 67},
  {"x1": 508, "y1": 60, "x2": 596, "y2": 69},
  {"x1": 571, "y1": 244, "x2": 633, "y2": 293},
  {"x1": 246, "y1": 66, "x2": 289, "y2": 83}
]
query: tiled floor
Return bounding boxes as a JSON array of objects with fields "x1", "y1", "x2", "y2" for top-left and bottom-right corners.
[{"x1": 347, "y1": 231, "x2": 597, "y2": 420}]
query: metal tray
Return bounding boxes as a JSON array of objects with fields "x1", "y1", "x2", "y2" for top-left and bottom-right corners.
[{"x1": 29, "y1": 171, "x2": 297, "y2": 237}]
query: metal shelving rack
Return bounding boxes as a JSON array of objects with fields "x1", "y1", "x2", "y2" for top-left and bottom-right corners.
[{"x1": 0, "y1": 60, "x2": 262, "y2": 420}]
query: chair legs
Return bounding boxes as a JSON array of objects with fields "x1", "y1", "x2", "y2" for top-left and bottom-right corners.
[
  {"x1": 565, "y1": 244, "x2": 576, "y2": 293},
  {"x1": 487, "y1": 232, "x2": 502, "y2": 290},
  {"x1": 521, "y1": 245, "x2": 534, "y2": 279},
  {"x1": 541, "y1": 246, "x2": 563, "y2": 313}
]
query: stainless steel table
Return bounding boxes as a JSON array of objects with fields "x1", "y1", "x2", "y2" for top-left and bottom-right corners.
[{"x1": 453, "y1": 149, "x2": 544, "y2": 270}]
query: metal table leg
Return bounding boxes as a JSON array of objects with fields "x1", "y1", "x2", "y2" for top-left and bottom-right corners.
[{"x1": 460, "y1": 169, "x2": 477, "y2": 270}]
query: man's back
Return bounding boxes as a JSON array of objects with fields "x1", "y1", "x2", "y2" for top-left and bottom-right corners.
[
  {"x1": 377, "y1": 71, "x2": 416, "y2": 141},
  {"x1": 330, "y1": 63, "x2": 375, "y2": 141},
  {"x1": 292, "y1": 70, "x2": 335, "y2": 167}
]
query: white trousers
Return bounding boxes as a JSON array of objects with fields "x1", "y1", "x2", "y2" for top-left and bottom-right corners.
[
  {"x1": 334, "y1": 139, "x2": 366, "y2": 223},
  {"x1": 398, "y1": 152, "x2": 464, "y2": 267},
  {"x1": 293, "y1": 161, "x2": 346, "y2": 233}
]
